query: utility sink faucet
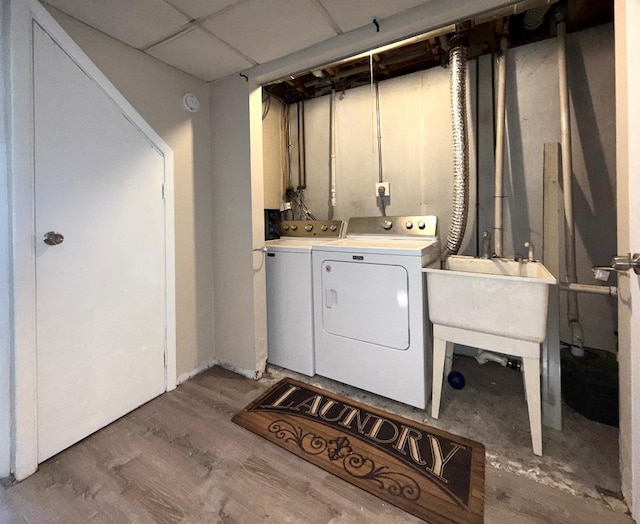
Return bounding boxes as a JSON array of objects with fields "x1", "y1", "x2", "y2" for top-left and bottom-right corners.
[
  {"x1": 482, "y1": 231, "x2": 492, "y2": 259},
  {"x1": 524, "y1": 241, "x2": 535, "y2": 262}
]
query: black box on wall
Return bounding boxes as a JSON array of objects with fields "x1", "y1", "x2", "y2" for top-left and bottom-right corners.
[{"x1": 264, "y1": 209, "x2": 280, "y2": 240}]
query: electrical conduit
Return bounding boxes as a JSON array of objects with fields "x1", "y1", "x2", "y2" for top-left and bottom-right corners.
[{"x1": 375, "y1": 81, "x2": 386, "y2": 216}]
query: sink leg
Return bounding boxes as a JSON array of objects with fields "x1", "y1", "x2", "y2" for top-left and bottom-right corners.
[
  {"x1": 523, "y1": 355, "x2": 543, "y2": 456},
  {"x1": 431, "y1": 337, "x2": 451, "y2": 419},
  {"x1": 444, "y1": 343, "x2": 454, "y2": 378}
]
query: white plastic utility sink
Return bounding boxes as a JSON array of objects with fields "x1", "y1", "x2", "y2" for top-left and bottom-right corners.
[
  {"x1": 423, "y1": 255, "x2": 557, "y2": 343},
  {"x1": 424, "y1": 255, "x2": 558, "y2": 455}
]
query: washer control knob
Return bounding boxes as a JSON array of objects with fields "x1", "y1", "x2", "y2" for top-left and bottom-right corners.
[
  {"x1": 305, "y1": 224, "x2": 313, "y2": 232},
  {"x1": 320, "y1": 224, "x2": 328, "y2": 231},
  {"x1": 405, "y1": 221, "x2": 413, "y2": 229},
  {"x1": 282, "y1": 224, "x2": 289, "y2": 231},
  {"x1": 418, "y1": 221, "x2": 426, "y2": 229},
  {"x1": 329, "y1": 225, "x2": 337, "y2": 231},
  {"x1": 290, "y1": 224, "x2": 297, "y2": 231},
  {"x1": 383, "y1": 220, "x2": 393, "y2": 230}
]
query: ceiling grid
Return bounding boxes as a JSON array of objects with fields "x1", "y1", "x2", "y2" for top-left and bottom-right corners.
[
  {"x1": 42, "y1": 0, "x2": 433, "y2": 82},
  {"x1": 42, "y1": 0, "x2": 611, "y2": 87}
]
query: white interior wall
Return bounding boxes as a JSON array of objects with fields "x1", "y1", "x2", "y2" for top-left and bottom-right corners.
[
  {"x1": 48, "y1": 8, "x2": 216, "y2": 378},
  {"x1": 210, "y1": 76, "x2": 265, "y2": 376},
  {"x1": 249, "y1": 87, "x2": 268, "y2": 375},
  {"x1": 0, "y1": 0, "x2": 11, "y2": 479},
  {"x1": 272, "y1": 23, "x2": 616, "y2": 351}
]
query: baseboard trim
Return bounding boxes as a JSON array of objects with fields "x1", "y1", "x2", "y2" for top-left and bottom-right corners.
[
  {"x1": 177, "y1": 359, "x2": 219, "y2": 385},
  {"x1": 13, "y1": 461, "x2": 37, "y2": 482},
  {"x1": 177, "y1": 359, "x2": 264, "y2": 385},
  {"x1": 217, "y1": 361, "x2": 264, "y2": 380}
]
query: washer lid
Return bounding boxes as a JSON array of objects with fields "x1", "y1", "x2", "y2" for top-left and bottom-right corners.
[{"x1": 266, "y1": 238, "x2": 340, "y2": 253}]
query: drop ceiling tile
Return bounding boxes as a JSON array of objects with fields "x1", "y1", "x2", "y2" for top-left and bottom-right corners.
[
  {"x1": 319, "y1": 0, "x2": 427, "y2": 33},
  {"x1": 44, "y1": 0, "x2": 189, "y2": 49},
  {"x1": 164, "y1": 0, "x2": 238, "y2": 20},
  {"x1": 146, "y1": 27, "x2": 253, "y2": 81},
  {"x1": 202, "y1": 0, "x2": 337, "y2": 64}
]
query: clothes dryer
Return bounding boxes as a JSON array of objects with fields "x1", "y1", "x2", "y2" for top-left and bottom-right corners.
[{"x1": 312, "y1": 216, "x2": 439, "y2": 408}]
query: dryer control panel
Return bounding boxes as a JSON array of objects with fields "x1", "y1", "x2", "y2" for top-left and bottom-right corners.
[{"x1": 346, "y1": 215, "x2": 437, "y2": 238}]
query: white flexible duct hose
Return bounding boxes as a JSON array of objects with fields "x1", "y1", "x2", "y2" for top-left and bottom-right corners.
[{"x1": 444, "y1": 41, "x2": 470, "y2": 256}]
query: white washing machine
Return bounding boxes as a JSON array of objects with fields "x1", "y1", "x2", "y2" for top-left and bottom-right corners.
[
  {"x1": 265, "y1": 220, "x2": 344, "y2": 376},
  {"x1": 312, "y1": 215, "x2": 440, "y2": 408}
]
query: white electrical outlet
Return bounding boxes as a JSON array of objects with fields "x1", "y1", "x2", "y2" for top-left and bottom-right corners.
[{"x1": 375, "y1": 182, "x2": 390, "y2": 197}]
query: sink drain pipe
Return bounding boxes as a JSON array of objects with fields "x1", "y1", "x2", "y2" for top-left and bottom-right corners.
[
  {"x1": 476, "y1": 351, "x2": 522, "y2": 371},
  {"x1": 557, "y1": 10, "x2": 585, "y2": 357},
  {"x1": 559, "y1": 282, "x2": 617, "y2": 297},
  {"x1": 443, "y1": 35, "x2": 470, "y2": 258}
]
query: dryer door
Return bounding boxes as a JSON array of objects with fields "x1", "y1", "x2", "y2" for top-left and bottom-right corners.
[{"x1": 320, "y1": 260, "x2": 409, "y2": 350}]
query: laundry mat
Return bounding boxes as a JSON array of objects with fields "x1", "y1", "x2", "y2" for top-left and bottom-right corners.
[{"x1": 232, "y1": 378, "x2": 485, "y2": 523}]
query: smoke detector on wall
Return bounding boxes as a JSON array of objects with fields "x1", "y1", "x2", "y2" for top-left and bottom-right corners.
[{"x1": 182, "y1": 93, "x2": 200, "y2": 113}]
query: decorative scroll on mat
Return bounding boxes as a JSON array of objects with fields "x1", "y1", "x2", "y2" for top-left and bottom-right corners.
[{"x1": 232, "y1": 378, "x2": 485, "y2": 523}]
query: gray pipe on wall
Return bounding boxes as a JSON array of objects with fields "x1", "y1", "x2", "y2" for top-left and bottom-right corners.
[
  {"x1": 493, "y1": 37, "x2": 508, "y2": 257},
  {"x1": 557, "y1": 10, "x2": 585, "y2": 356},
  {"x1": 296, "y1": 101, "x2": 306, "y2": 190},
  {"x1": 444, "y1": 38, "x2": 470, "y2": 257},
  {"x1": 329, "y1": 89, "x2": 337, "y2": 210}
]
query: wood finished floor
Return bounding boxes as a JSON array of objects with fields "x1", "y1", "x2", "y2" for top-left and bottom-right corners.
[{"x1": 1, "y1": 367, "x2": 633, "y2": 524}]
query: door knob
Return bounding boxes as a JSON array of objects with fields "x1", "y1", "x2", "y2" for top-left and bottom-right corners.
[
  {"x1": 611, "y1": 253, "x2": 640, "y2": 275},
  {"x1": 43, "y1": 231, "x2": 64, "y2": 246}
]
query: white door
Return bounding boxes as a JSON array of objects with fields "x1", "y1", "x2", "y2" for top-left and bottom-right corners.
[
  {"x1": 615, "y1": 0, "x2": 640, "y2": 516},
  {"x1": 33, "y1": 24, "x2": 167, "y2": 462}
]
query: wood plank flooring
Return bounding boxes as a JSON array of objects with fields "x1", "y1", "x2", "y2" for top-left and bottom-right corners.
[{"x1": 1, "y1": 366, "x2": 633, "y2": 523}]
